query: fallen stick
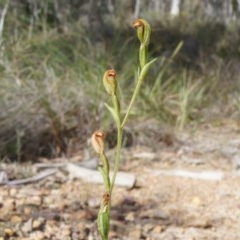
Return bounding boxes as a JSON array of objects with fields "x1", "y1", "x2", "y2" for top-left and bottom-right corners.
[
  {"x1": 66, "y1": 163, "x2": 136, "y2": 189},
  {"x1": 34, "y1": 158, "x2": 98, "y2": 170},
  {"x1": 7, "y1": 169, "x2": 57, "y2": 186}
]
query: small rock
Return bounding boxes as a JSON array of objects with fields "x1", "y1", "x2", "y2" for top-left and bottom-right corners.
[
  {"x1": 21, "y1": 218, "x2": 33, "y2": 233},
  {"x1": 61, "y1": 228, "x2": 71, "y2": 237},
  {"x1": 27, "y1": 196, "x2": 42, "y2": 206},
  {"x1": 77, "y1": 209, "x2": 93, "y2": 220},
  {"x1": 58, "y1": 202, "x2": 68, "y2": 211},
  {"x1": 29, "y1": 230, "x2": 45, "y2": 240},
  {"x1": 32, "y1": 210, "x2": 60, "y2": 221},
  {"x1": 125, "y1": 211, "x2": 135, "y2": 221},
  {"x1": 232, "y1": 154, "x2": 240, "y2": 170},
  {"x1": 140, "y1": 209, "x2": 169, "y2": 220},
  {"x1": 191, "y1": 196, "x2": 201, "y2": 206},
  {"x1": 4, "y1": 228, "x2": 14, "y2": 237},
  {"x1": 3, "y1": 198, "x2": 16, "y2": 211},
  {"x1": 9, "y1": 188, "x2": 18, "y2": 196},
  {"x1": 18, "y1": 188, "x2": 40, "y2": 197},
  {"x1": 152, "y1": 225, "x2": 163, "y2": 234},
  {"x1": 88, "y1": 197, "x2": 100, "y2": 208},
  {"x1": 44, "y1": 221, "x2": 58, "y2": 236},
  {"x1": 143, "y1": 223, "x2": 154, "y2": 234},
  {"x1": 22, "y1": 205, "x2": 33, "y2": 216},
  {"x1": 11, "y1": 215, "x2": 23, "y2": 223},
  {"x1": 33, "y1": 217, "x2": 45, "y2": 230},
  {"x1": 0, "y1": 171, "x2": 8, "y2": 184},
  {"x1": 184, "y1": 214, "x2": 212, "y2": 228},
  {"x1": 128, "y1": 227, "x2": 142, "y2": 239},
  {"x1": 108, "y1": 230, "x2": 118, "y2": 239},
  {"x1": 133, "y1": 151, "x2": 157, "y2": 160},
  {"x1": 152, "y1": 210, "x2": 169, "y2": 220}
]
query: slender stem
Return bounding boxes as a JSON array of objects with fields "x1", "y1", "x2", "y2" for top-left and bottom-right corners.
[
  {"x1": 100, "y1": 152, "x2": 111, "y2": 192},
  {"x1": 110, "y1": 124, "x2": 122, "y2": 193},
  {"x1": 121, "y1": 71, "x2": 143, "y2": 128},
  {"x1": 110, "y1": 95, "x2": 122, "y2": 193},
  {"x1": 139, "y1": 44, "x2": 147, "y2": 69}
]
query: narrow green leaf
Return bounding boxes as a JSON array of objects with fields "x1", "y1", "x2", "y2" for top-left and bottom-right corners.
[
  {"x1": 139, "y1": 58, "x2": 157, "y2": 81},
  {"x1": 104, "y1": 102, "x2": 118, "y2": 123}
]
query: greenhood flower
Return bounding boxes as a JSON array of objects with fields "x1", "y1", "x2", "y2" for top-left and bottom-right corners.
[
  {"x1": 133, "y1": 18, "x2": 151, "y2": 46},
  {"x1": 103, "y1": 69, "x2": 117, "y2": 96},
  {"x1": 91, "y1": 131, "x2": 105, "y2": 154}
]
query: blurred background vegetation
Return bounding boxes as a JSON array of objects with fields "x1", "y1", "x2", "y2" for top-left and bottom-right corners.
[{"x1": 1, "y1": 0, "x2": 240, "y2": 161}]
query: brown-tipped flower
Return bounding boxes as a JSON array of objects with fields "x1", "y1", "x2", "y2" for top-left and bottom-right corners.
[
  {"x1": 133, "y1": 18, "x2": 151, "y2": 46},
  {"x1": 91, "y1": 131, "x2": 105, "y2": 154},
  {"x1": 103, "y1": 69, "x2": 117, "y2": 96}
]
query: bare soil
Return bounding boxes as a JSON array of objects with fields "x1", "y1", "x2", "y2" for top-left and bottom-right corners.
[{"x1": 1, "y1": 120, "x2": 240, "y2": 240}]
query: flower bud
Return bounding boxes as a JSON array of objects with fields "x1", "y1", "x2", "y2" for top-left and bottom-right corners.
[
  {"x1": 103, "y1": 69, "x2": 117, "y2": 96},
  {"x1": 133, "y1": 19, "x2": 151, "y2": 46},
  {"x1": 91, "y1": 131, "x2": 105, "y2": 154}
]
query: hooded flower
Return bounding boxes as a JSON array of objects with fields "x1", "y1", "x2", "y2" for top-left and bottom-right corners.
[
  {"x1": 133, "y1": 18, "x2": 151, "y2": 46},
  {"x1": 91, "y1": 131, "x2": 105, "y2": 154},
  {"x1": 103, "y1": 69, "x2": 117, "y2": 96}
]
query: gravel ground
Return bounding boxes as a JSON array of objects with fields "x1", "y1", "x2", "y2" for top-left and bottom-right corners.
[{"x1": 1, "y1": 120, "x2": 240, "y2": 240}]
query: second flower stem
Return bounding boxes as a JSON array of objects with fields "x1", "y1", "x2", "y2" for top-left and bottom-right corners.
[
  {"x1": 110, "y1": 95, "x2": 122, "y2": 193},
  {"x1": 121, "y1": 71, "x2": 144, "y2": 128}
]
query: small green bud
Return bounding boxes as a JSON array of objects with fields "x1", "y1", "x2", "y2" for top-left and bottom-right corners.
[
  {"x1": 133, "y1": 19, "x2": 151, "y2": 46},
  {"x1": 98, "y1": 192, "x2": 111, "y2": 240},
  {"x1": 91, "y1": 131, "x2": 105, "y2": 154},
  {"x1": 103, "y1": 69, "x2": 117, "y2": 96}
]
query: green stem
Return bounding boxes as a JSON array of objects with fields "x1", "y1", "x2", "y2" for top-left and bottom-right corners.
[
  {"x1": 121, "y1": 71, "x2": 143, "y2": 128},
  {"x1": 110, "y1": 95, "x2": 122, "y2": 193},
  {"x1": 121, "y1": 57, "x2": 157, "y2": 128},
  {"x1": 139, "y1": 44, "x2": 148, "y2": 69},
  {"x1": 100, "y1": 152, "x2": 111, "y2": 192}
]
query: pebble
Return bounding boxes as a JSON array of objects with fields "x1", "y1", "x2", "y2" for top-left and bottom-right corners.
[
  {"x1": 25, "y1": 196, "x2": 42, "y2": 206},
  {"x1": 18, "y1": 188, "x2": 40, "y2": 197},
  {"x1": 21, "y1": 218, "x2": 33, "y2": 233},
  {"x1": 4, "y1": 228, "x2": 14, "y2": 237},
  {"x1": 191, "y1": 196, "x2": 202, "y2": 206},
  {"x1": 33, "y1": 217, "x2": 45, "y2": 230},
  {"x1": 61, "y1": 228, "x2": 71, "y2": 237},
  {"x1": 152, "y1": 225, "x2": 163, "y2": 233},
  {"x1": 88, "y1": 197, "x2": 100, "y2": 208},
  {"x1": 183, "y1": 214, "x2": 212, "y2": 228},
  {"x1": 3, "y1": 198, "x2": 16, "y2": 211},
  {"x1": 143, "y1": 223, "x2": 154, "y2": 233},
  {"x1": 125, "y1": 211, "x2": 135, "y2": 221},
  {"x1": 43, "y1": 195, "x2": 54, "y2": 205},
  {"x1": 29, "y1": 230, "x2": 45, "y2": 240},
  {"x1": 128, "y1": 225, "x2": 142, "y2": 239},
  {"x1": 108, "y1": 230, "x2": 118, "y2": 239},
  {"x1": 11, "y1": 215, "x2": 23, "y2": 223},
  {"x1": 22, "y1": 205, "x2": 33, "y2": 215},
  {"x1": 9, "y1": 188, "x2": 18, "y2": 196}
]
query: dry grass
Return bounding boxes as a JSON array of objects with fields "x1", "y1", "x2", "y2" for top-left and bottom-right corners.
[{"x1": 1, "y1": 9, "x2": 240, "y2": 160}]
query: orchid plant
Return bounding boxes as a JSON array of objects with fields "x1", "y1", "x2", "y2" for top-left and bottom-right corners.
[{"x1": 91, "y1": 19, "x2": 156, "y2": 240}]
